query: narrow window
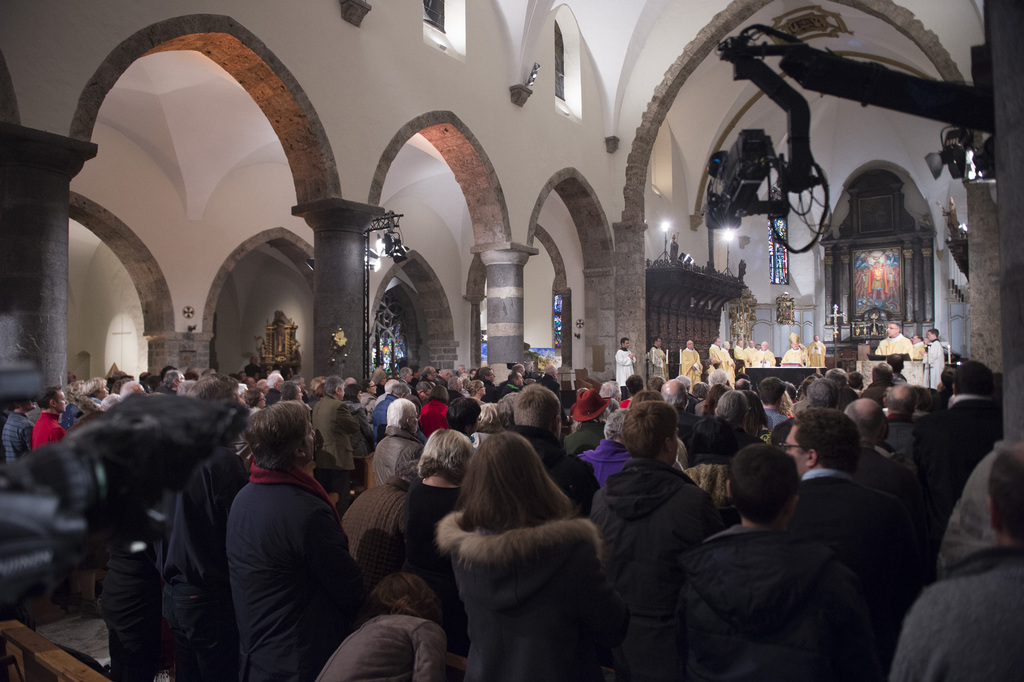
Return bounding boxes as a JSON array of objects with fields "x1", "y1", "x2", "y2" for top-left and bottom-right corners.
[
  {"x1": 769, "y1": 215, "x2": 790, "y2": 285},
  {"x1": 424, "y1": 0, "x2": 444, "y2": 32},
  {"x1": 554, "y1": 22, "x2": 566, "y2": 100},
  {"x1": 553, "y1": 294, "x2": 563, "y2": 348}
]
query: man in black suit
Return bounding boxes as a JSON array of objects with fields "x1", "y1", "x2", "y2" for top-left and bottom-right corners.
[
  {"x1": 912, "y1": 360, "x2": 1003, "y2": 565},
  {"x1": 784, "y1": 408, "x2": 921, "y2": 673},
  {"x1": 845, "y1": 398, "x2": 928, "y2": 574}
]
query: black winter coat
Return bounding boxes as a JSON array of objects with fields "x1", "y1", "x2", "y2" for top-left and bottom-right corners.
[
  {"x1": 227, "y1": 480, "x2": 364, "y2": 682},
  {"x1": 679, "y1": 528, "x2": 883, "y2": 682},
  {"x1": 513, "y1": 425, "x2": 600, "y2": 515},
  {"x1": 590, "y1": 459, "x2": 723, "y2": 681}
]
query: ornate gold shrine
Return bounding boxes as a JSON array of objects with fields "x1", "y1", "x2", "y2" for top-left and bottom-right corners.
[{"x1": 256, "y1": 310, "x2": 302, "y2": 371}]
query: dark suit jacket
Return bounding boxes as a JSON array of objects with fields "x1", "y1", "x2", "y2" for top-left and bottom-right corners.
[
  {"x1": 676, "y1": 408, "x2": 704, "y2": 456},
  {"x1": 912, "y1": 398, "x2": 1003, "y2": 556},
  {"x1": 853, "y1": 446, "x2": 927, "y2": 576},
  {"x1": 789, "y1": 475, "x2": 921, "y2": 671}
]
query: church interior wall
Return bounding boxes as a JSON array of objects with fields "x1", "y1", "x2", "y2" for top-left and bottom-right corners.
[
  {"x1": 68, "y1": 221, "x2": 147, "y2": 379},
  {"x1": 212, "y1": 246, "x2": 312, "y2": 375},
  {"x1": 522, "y1": 245, "x2": 558, "y2": 352},
  {"x1": 534, "y1": 192, "x2": 586, "y2": 368}
]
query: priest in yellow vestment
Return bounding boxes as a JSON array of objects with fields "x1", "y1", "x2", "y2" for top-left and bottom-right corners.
[
  {"x1": 876, "y1": 322, "x2": 914, "y2": 356},
  {"x1": 721, "y1": 341, "x2": 737, "y2": 385},
  {"x1": 781, "y1": 341, "x2": 807, "y2": 367},
  {"x1": 755, "y1": 342, "x2": 776, "y2": 367},
  {"x1": 681, "y1": 340, "x2": 702, "y2": 387},
  {"x1": 807, "y1": 335, "x2": 826, "y2": 368}
]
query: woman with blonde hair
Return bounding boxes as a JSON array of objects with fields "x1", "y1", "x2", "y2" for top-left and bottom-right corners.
[
  {"x1": 436, "y1": 431, "x2": 627, "y2": 681},
  {"x1": 466, "y1": 379, "x2": 486, "y2": 401},
  {"x1": 469, "y1": 402, "x2": 502, "y2": 446},
  {"x1": 403, "y1": 430, "x2": 474, "y2": 655}
]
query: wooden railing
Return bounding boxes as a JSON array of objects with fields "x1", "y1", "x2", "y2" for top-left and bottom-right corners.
[{"x1": 0, "y1": 621, "x2": 108, "y2": 682}]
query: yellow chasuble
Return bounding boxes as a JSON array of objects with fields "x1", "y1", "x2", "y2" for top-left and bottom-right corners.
[
  {"x1": 756, "y1": 350, "x2": 776, "y2": 367},
  {"x1": 681, "y1": 349, "x2": 702, "y2": 386},
  {"x1": 781, "y1": 349, "x2": 807, "y2": 367},
  {"x1": 807, "y1": 341, "x2": 826, "y2": 368},
  {"x1": 876, "y1": 335, "x2": 914, "y2": 356},
  {"x1": 910, "y1": 342, "x2": 926, "y2": 361}
]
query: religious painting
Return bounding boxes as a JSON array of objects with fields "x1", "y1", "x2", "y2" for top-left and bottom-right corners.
[
  {"x1": 853, "y1": 248, "x2": 902, "y2": 317},
  {"x1": 529, "y1": 348, "x2": 557, "y2": 370},
  {"x1": 858, "y1": 195, "x2": 894, "y2": 234}
]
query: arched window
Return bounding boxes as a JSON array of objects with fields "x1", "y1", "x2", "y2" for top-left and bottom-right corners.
[
  {"x1": 373, "y1": 291, "x2": 409, "y2": 375},
  {"x1": 423, "y1": 0, "x2": 444, "y2": 32},
  {"x1": 553, "y1": 294, "x2": 563, "y2": 348},
  {"x1": 769, "y1": 215, "x2": 790, "y2": 285},
  {"x1": 554, "y1": 22, "x2": 565, "y2": 101}
]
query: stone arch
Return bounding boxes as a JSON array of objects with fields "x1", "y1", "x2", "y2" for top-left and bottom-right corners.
[
  {"x1": 202, "y1": 227, "x2": 313, "y2": 334},
  {"x1": 0, "y1": 49, "x2": 19, "y2": 124},
  {"x1": 69, "y1": 14, "x2": 340, "y2": 205},
  {"x1": 372, "y1": 250, "x2": 459, "y2": 368},
  {"x1": 465, "y1": 254, "x2": 486, "y2": 301},
  {"x1": 527, "y1": 167, "x2": 613, "y2": 270},
  {"x1": 368, "y1": 111, "x2": 512, "y2": 246},
  {"x1": 622, "y1": 0, "x2": 966, "y2": 225},
  {"x1": 69, "y1": 192, "x2": 174, "y2": 335}
]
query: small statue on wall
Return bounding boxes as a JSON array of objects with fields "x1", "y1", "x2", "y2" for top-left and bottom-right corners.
[
  {"x1": 775, "y1": 292, "x2": 795, "y2": 326},
  {"x1": 669, "y1": 233, "x2": 679, "y2": 262}
]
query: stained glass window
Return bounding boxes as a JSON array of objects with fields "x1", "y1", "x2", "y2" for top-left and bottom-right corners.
[
  {"x1": 769, "y1": 215, "x2": 789, "y2": 285},
  {"x1": 553, "y1": 294, "x2": 563, "y2": 348},
  {"x1": 373, "y1": 291, "x2": 408, "y2": 376}
]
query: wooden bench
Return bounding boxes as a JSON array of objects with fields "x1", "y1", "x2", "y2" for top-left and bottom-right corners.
[{"x1": 0, "y1": 620, "x2": 108, "y2": 682}]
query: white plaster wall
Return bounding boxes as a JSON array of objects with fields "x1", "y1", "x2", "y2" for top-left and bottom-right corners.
[
  {"x1": 523, "y1": 248, "x2": 557, "y2": 349},
  {"x1": 68, "y1": 221, "x2": 147, "y2": 378}
]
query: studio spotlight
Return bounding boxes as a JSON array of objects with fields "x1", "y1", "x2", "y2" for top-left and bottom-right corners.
[{"x1": 526, "y1": 62, "x2": 541, "y2": 88}]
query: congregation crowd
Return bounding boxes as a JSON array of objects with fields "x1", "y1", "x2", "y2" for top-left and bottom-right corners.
[{"x1": 2, "y1": 351, "x2": 1022, "y2": 682}]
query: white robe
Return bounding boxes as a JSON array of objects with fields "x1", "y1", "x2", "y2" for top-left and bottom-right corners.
[
  {"x1": 925, "y1": 340, "x2": 946, "y2": 390},
  {"x1": 615, "y1": 348, "x2": 635, "y2": 387}
]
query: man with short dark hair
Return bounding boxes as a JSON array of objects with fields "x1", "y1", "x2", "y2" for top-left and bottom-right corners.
[
  {"x1": 860, "y1": 364, "x2": 894, "y2": 405},
  {"x1": 785, "y1": 408, "x2": 921, "y2": 672},
  {"x1": 591, "y1": 401, "x2": 722, "y2": 681},
  {"x1": 679, "y1": 445, "x2": 882, "y2": 682},
  {"x1": 891, "y1": 445, "x2": 1024, "y2": 681},
  {"x1": 912, "y1": 360, "x2": 1003, "y2": 567},
  {"x1": 513, "y1": 384, "x2": 599, "y2": 515},
  {"x1": 477, "y1": 366, "x2": 499, "y2": 404},
  {"x1": 162, "y1": 374, "x2": 250, "y2": 681},
  {"x1": 757, "y1": 376, "x2": 790, "y2": 429},
  {"x1": 3, "y1": 398, "x2": 35, "y2": 461},
  {"x1": 31, "y1": 386, "x2": 66, "y2": 448}
]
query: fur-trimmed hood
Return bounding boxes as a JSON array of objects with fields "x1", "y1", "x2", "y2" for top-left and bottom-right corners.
[{"x1": 436, "y1": 512, "x2": 604, "y2": 611}]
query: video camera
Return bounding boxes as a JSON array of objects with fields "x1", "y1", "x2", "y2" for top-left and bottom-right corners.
[{"x1": 0, "y1": 365, "x2": 248, "y2": 607}]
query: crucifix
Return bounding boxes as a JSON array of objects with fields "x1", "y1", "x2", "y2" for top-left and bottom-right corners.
[{"x1": 826, "y1": 303, "x2": 847, "y2": 363}]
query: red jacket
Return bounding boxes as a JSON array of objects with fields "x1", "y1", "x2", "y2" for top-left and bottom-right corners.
[
  {"x1": 31, "y1": 412, "x2": 66, "y2": 449},
  {"x1": 419, "y1": 400, "x2": 449, "y2": 439}
]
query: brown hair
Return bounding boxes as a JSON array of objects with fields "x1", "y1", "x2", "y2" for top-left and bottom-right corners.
[
  {"x1": 429, "y1": 383, "x2": 449, "y2": 404},
  {"x1": 622, "y1": 401, "x2": 678, "y2": 459},
  {"x1": 792, "y1": 407, "x2": 860, "y2": 473},
  {"x1": 354, "y1": 572, "x2": 442, "y2": 628},
  {"x1": 191, "y1": 374, "x2": 240, "y2": 402},
  {"x1": 512, "y1": 383, "x2": 559, "y2": 428},
  {"x1": 246, "y1": 401, "x2": 310, "y2": 471},
  {"x1": 626, "y1": 389, "x2": 663, "y2": 406},
  {"x1": 701, "y1": 383, "x2": 731, "y2": 416},
  {"x1": 457, "y1": 431, "x2": 574, "y2": 531}
]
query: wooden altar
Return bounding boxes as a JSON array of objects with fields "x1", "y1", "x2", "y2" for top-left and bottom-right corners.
[{"x1": 256, "y1": 310, "x2": 302, "y2": 373}]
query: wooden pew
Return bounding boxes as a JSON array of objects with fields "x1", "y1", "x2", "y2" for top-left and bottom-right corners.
[{"x1": 0, "y1": 620, "x2": 108, "y2": 682}]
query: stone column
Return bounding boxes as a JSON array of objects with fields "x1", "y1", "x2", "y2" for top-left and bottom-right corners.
[
  {"x1": 992, "y1": 0, "x2": 1024, "y2": 438},
  {"x1": 613, "y1": 222, "x2": 647, "y2": 381},
  {"x1": 464, "y1": 295, "x2": 483, "y2": 366},
  {"x1": 922, "y1": 246, "x2": 934, "y2": 322},
  {"x1": 903, "y1": 245, "x2": 916, "y2": 323},
  {"x1": 966, "y1": 182, "x2": 1000, "y2": 371},
  {"x1": 824, "y1": 250, "x2": 834, "y2": 310},
  {"x1": 292, "y1": 198, "x2": 384, "y2": 378},
  {"x1": 473, "y1": 243, "x2": 538, "y2": 367},
  {"x1": 0, "y1": 123, "x2": 96, "y2": 387}
]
